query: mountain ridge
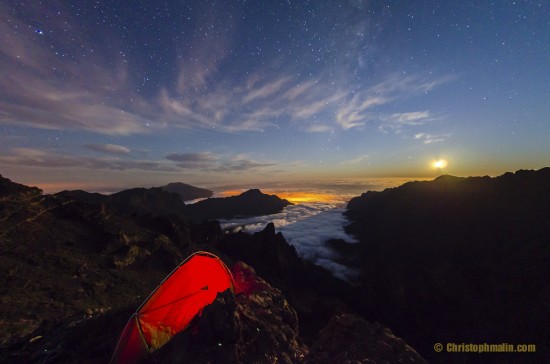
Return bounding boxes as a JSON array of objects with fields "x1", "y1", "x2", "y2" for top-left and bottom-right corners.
[
  {"x1": 159, "y1": 182, "x2": 213, "y2": 201},
  {"x1": 344, "y1": 167, "x2": 550, "y2": 362},
  {"x1": 184, "y1": 189, "x2": 292, "y2": 222},
  {"x1": 55, "y1": 185, "x2": 292, "y2": 222}
]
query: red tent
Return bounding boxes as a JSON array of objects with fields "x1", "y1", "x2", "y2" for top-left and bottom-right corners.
[{"x1": 110, "y1": 251, "x2": 234, "y2": 364}]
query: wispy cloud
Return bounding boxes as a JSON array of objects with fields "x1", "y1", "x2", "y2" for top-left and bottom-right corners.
[
  {"x1": 334, "y1": 73, "x2": 453, "y2": 132},
  {"x1": 174, "y1": 3, "x2": 235, "y2": 93},
  {"x1": 211, "y1": 159, "x2": 277, "y2": 173},
  {"x1": 165, "y1": 152, "x2": 217, "y2": 163},
  {"x1": 294, "y1": 98, "x2": 337, "y2": 119},
  {"x1": 165, "y1": 152, "x2": 217, "y2": 169},
  {"x1": 243, "y1": 77, "x2": 292, "y2": 103},
  {"x1": 84, "y1": 144, "x2": 131, "y2": 155},
  {"x1": 163, "y1": 151, "x2": 277, "y2": 172},
  {"x1": 340, "y1": 155, "x2": 369, "y2": 165},
  {"x1": 336, "y1": 95, "x2": 388, "y2": 130},
  {"x1": 369, "y1": 74, "x2": 454, "y2": 95},
  {"x1": 283, "y1": 80, "x2": 317, "y2": 100},
  {"x1": 1, "y1": 147, "x2": 278, "y2": 174},
  {"x1": 379, "y1": 111, "x2": 433, "y2": 133},
  {"x1": 414, "y1": 132, "x2": 451, "y2": 144},
  {"x1": 0, "y1": 3, "x2": 148, "y2": 136},
  {"x1": 0, "y1": 3, "x2": 453, "y2": 136},
  {"x1": 391, "y1": 111, "x2": 431, "y2": 123},
  {"x1": 0, "y1": 148, "x2": 176, "y2": 171},
  {"x1": 306, "y1": 124, "x2": 333, "y2": 133}
]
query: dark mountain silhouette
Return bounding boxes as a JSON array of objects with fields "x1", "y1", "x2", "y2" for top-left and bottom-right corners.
[
  {"x1": 55, "y1": 189, "x2": 107, "y2": 205},
  {"x1": 0, "y1": 175, "x2": 41, "y2": 198},
  {"x1": 56, "y1": 187, "x2": 187, "y2": 217},
  {"x1": 159, "y1": 182, "x2": 213, "y2": 201},
  {"x1": 344, "y1": 168, "x2": 550, "y2": 362},
  {"x1": 0, "y1": 175, "x2": 424, "y2": 363},
  {"x1": 109, "y1": 188, "x2": 187, "y2": 216},
  {"x1": 56, "y1": 187, "x2": 290, "y2": 223},
  {"x1": 183, "y1": 189, "x2": 292, "y2": 222}
]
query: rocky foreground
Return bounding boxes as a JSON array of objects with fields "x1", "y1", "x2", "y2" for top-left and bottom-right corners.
[{"x1": 0, "y1": 175, "x2": 424, "y2": 363}]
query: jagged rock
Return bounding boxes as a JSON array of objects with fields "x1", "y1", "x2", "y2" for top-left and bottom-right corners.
[
  {"x1": 190, "y1": 220, "x2": 224, "y2": 246},
  {"x1": 216, "y1": 223, "x2": 360, "y2": 343},
  {"x1": 216, "y1": 223, "x2": 305, "y2": 287},
  {"x1": 308, "y1": 313, "x2": 426, "y2": 363}
]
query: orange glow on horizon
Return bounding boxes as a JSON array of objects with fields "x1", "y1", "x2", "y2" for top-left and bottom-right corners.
[
  {"x1": 218, "y1": 189, "x2": 245, "y2": 197},
  {"x1": 272, "y1": 191, "x2": 340, "y2": 203},
  {"x1": 218, "y1": 189, "x2": 340, "y2": 203}
]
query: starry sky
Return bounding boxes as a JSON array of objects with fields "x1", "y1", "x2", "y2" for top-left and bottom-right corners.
[{"x1": 1, "y1": 0, "x2": 549, "y2": 195}]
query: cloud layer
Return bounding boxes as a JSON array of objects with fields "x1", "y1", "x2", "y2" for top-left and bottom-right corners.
[
  {"x1": 220, "y1": 202, "x2": 359, "y2": 281},
  {"x1": 84, "y1": 144, "x2": 131, "y2": 155},
  {"x1": 0, "y1": 147, "x2": 277, "y2": 174}
]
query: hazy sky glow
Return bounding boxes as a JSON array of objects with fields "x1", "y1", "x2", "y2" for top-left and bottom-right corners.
[{"x1": 1, "y1": 1, "x2": 549, "y2": 194}]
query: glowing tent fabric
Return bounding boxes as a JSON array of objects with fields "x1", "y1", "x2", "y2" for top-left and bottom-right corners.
[{"x1": 110, "y1": 251, "x2": 234, "y2": 364}]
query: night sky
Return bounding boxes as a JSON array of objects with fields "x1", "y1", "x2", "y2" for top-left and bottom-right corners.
[{"x1": 1, "y1": 1, "x2": 549, "y2": 194}]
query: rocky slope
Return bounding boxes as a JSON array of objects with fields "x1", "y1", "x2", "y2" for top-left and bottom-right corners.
[
  {"x1": 1, "y1": 176, "x2": 217, "y2": 347},
  {"x1": 0, "y1": 175, "x2": 424, "y2": 363},
  {"x1": 345, "y1": 168, "x2": 550, "y2": 362}
]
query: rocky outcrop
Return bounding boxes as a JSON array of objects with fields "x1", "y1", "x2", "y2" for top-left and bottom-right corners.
[
  {"x1": 0, "y1": 182, "x2": 220, "y2": 345},
  {"x1": 183, "y1": 189, "x2": 292, "y2": 222},
  {"x1": 217, "y1": 223, "x2": 305, "y2": 286},
  {"x1": 159, "y1": 182, "x2": 213, "y2": 201},
  {"x1": 216, "y1": 223, "x2": 359, "y2": 342},
  {"x1": 308, "y1": 314, "x2": 426, "y2": 363}
]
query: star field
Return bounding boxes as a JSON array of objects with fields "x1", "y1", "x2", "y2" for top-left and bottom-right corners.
[{"x1": 0, "y1": 0, "x2": 549, "y2": 193}]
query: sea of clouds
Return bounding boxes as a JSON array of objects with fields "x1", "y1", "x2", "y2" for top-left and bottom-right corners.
[{"x1": 219, "y1": 202, "x2": 359, "y2": 281}]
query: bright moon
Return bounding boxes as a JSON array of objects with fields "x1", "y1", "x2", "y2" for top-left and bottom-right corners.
[{"x1": 433, "y1": 159, "x2": 448, "y2": 169}]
